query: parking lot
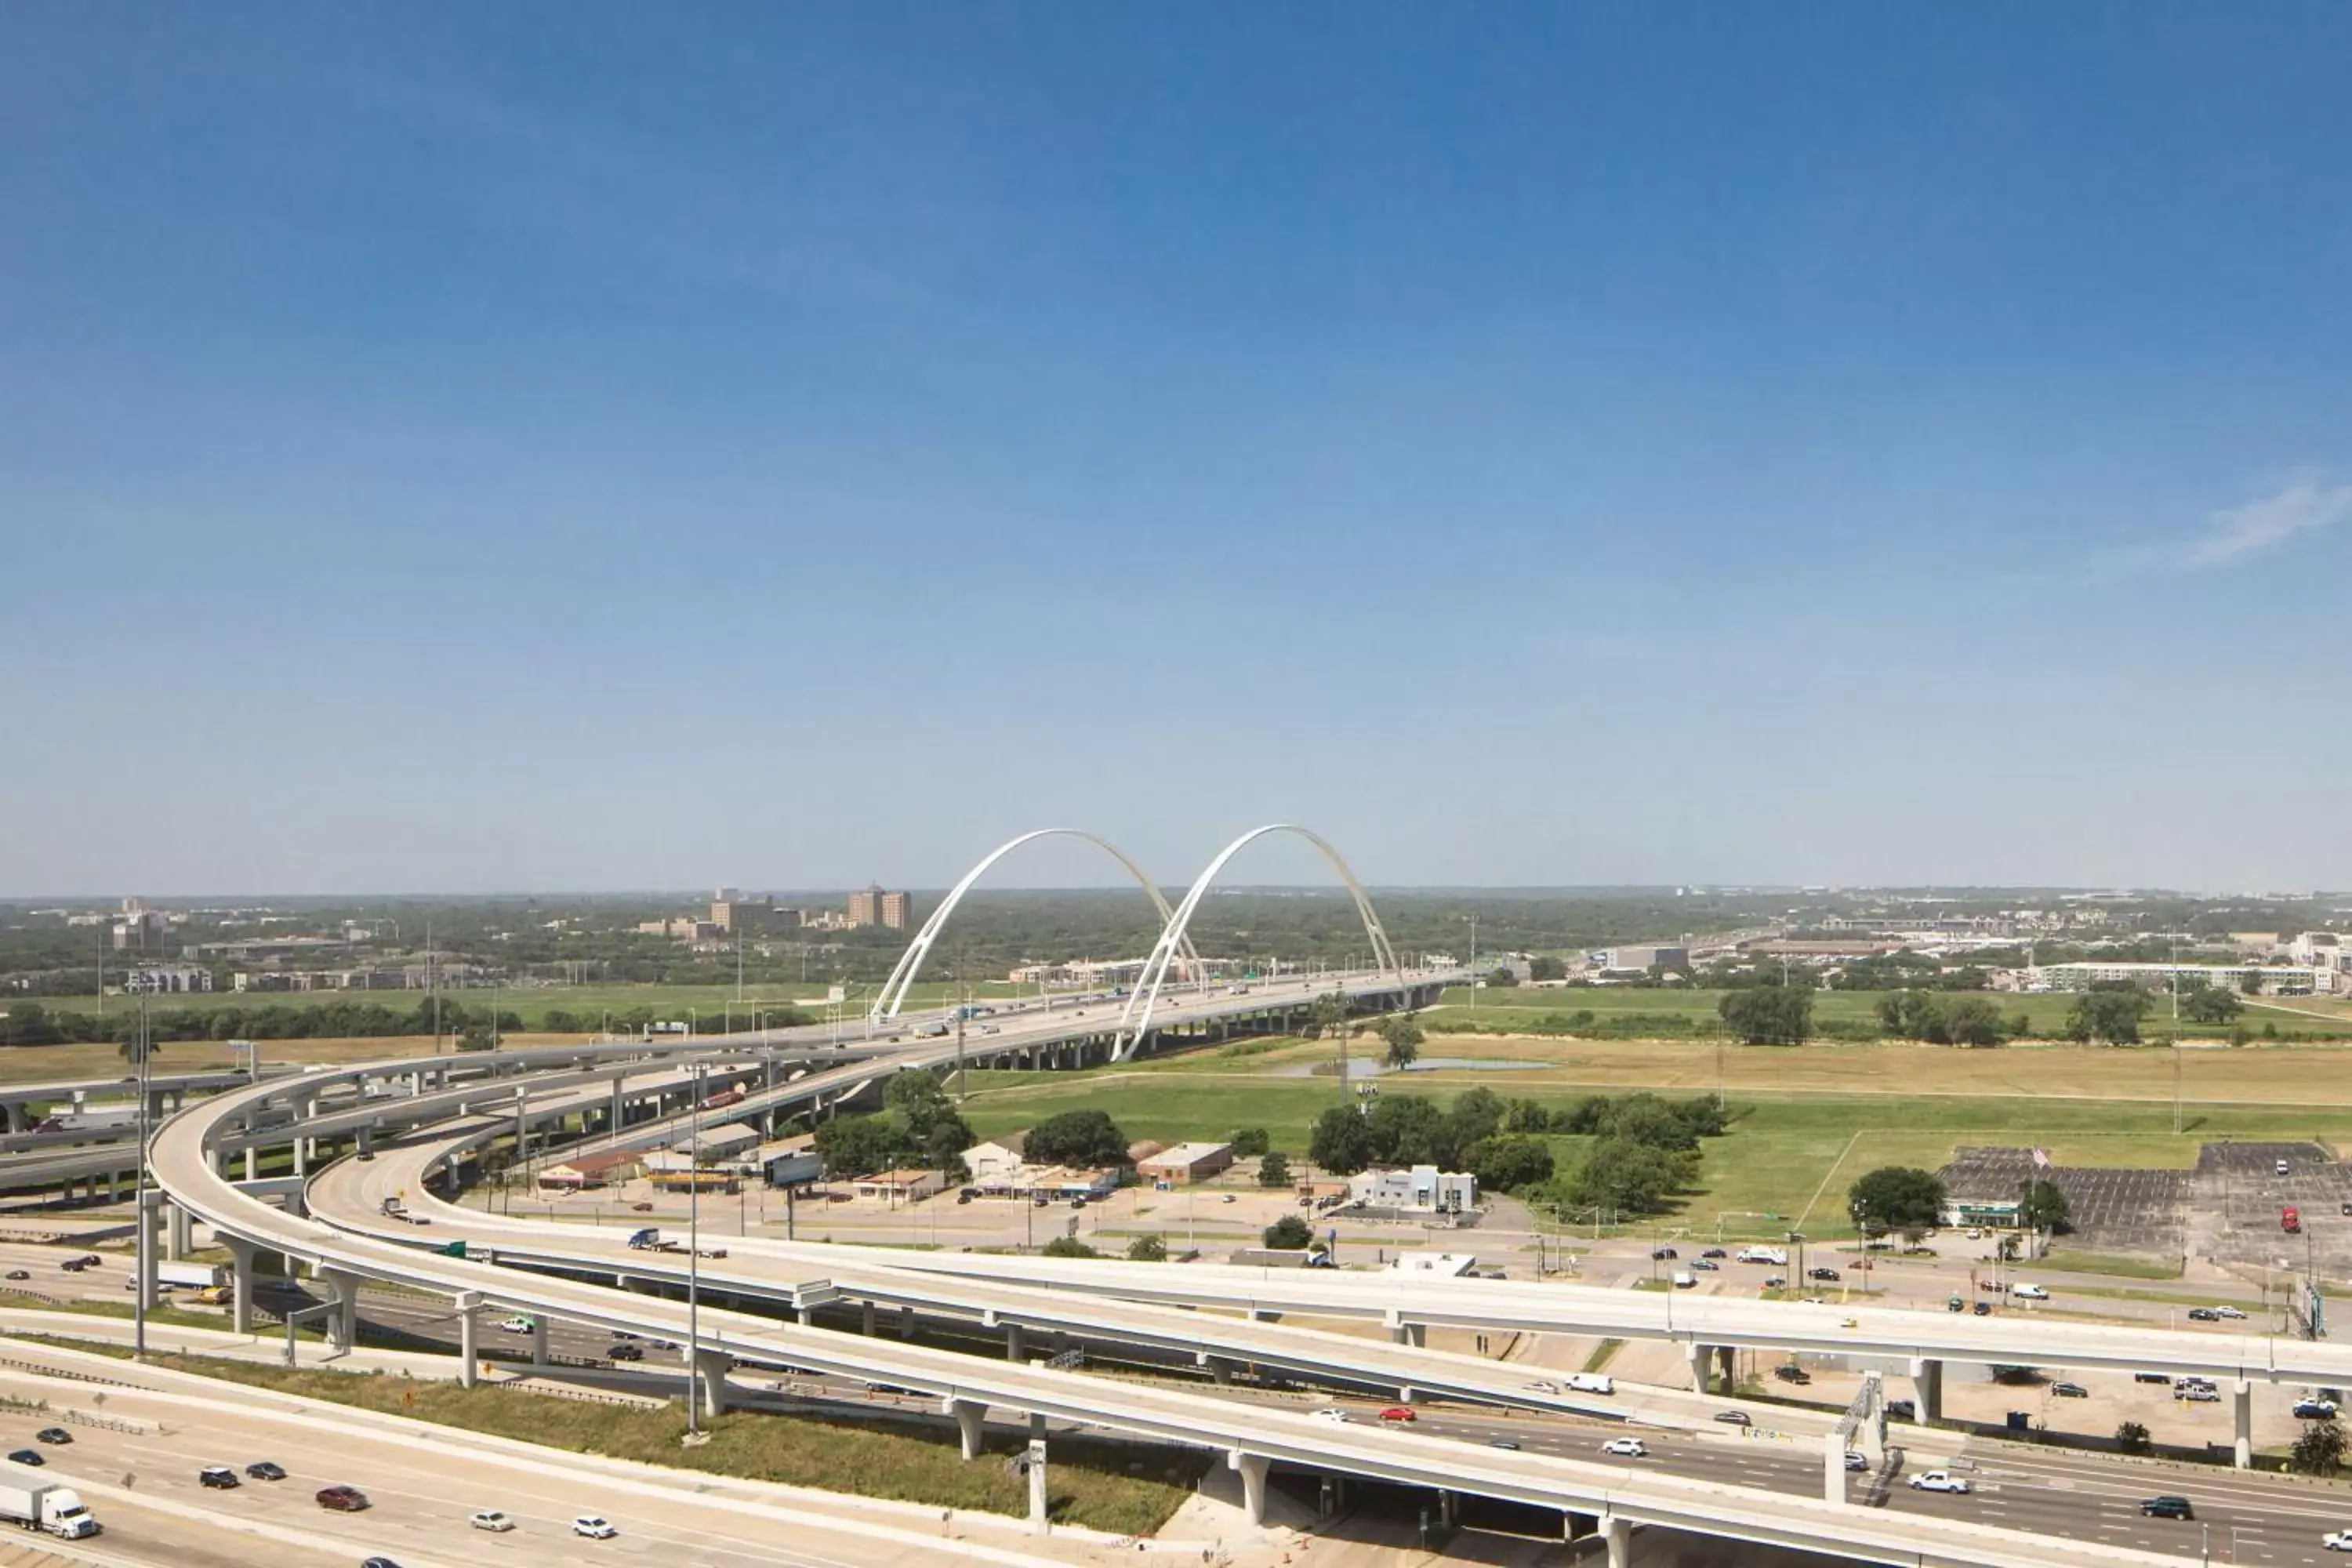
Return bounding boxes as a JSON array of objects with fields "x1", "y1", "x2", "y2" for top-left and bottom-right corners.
[{"x1": 1940, "y1": 1146, "x2": 2191, "y2": 1254}]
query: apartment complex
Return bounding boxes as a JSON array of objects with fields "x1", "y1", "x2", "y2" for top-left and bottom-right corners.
[{"x1": 848, "y1": 884, "x2": 912, "y2": 931}]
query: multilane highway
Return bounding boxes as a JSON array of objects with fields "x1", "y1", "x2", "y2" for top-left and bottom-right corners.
[{"x1": 143, "y1": 1046, "x2": 2216, "y2": 1568}]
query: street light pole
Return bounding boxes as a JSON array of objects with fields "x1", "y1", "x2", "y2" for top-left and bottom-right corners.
[
  {"x1": 132, "y1": 996, "x2": 151, "y2": 1363},
  {"x1": 688, "y1": 1060, "x2": 706, "y2": 1439}
]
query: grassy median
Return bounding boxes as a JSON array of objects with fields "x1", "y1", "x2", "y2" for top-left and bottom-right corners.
[{"x1": 16, "y1": 1342, "x2": 1200, "y2": 1534}]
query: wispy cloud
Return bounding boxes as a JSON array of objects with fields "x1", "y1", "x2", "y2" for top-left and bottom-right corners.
[{"x1": 2181, "y1": 474, "x2": 2352, "y2": 568}]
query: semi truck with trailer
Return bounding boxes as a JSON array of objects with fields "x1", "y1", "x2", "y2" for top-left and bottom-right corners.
[{"x1": 0, "y1": 1466, "x2": 100, "y2": 1538}]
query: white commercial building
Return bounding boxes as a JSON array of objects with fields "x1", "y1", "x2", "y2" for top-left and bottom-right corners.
[
  {"x1": 1348, "y1": 1164, "x2": 1476, "y2": 1214},
  {"x1": 2031, "y1": 961, "x2": 2327, "y2": 996}
]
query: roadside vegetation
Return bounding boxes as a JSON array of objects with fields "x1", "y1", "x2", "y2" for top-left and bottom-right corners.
[{"x1": 13, "y1": 1344, "x2": 1200, "y2": 1534}]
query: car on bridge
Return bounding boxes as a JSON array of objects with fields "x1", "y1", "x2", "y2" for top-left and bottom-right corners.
[
  {"x1": 1909, "y1": 1471, "x2": 1972, "y2": 1494},
  {"x1": 2140, "y1": 1494, "x2": 2194, "y2": 1519},
  {"x1": 1377, "y1": 1406, "x2": 1416, "y2": 1423},
  {"x1": 2051, "y1": 1381, "x2": 2089, "y2": 1398},
  {"x1": 1843, "y1": 1450, "x2": 1869, "y2": 1472},
  {"x1": 2298, "y1": 1398, "x2": 2341, "y2": 1419},
  {"x1": 2324, "y1": 1527, "x2": 2352, "y2": 1551},
  {"x1": 1599, "y1": 1438, "x2": 1646, "y2": 1457}
]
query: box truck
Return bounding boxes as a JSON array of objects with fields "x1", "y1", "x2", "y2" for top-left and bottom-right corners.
[
  {"x1": 158, "y1": 1262, "x2": 225, "y2": 1291},
  {"x1": 0, "y1": 1467, "x2": 100, "y2": 1538}
]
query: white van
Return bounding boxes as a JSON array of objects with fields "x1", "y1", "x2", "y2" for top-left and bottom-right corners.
[
  {"x1": 2009, "y1": 1283, "x2": 2050, "y2": 1301},
  {"x1": 1672, "y1": 1271, "x2": 1697, "y2": 1289},
  {"x1": 1564, "y1": 1372, "x2": 1614, "y2": 1395},
  {"x1": 1735, "y1": 1247, "x2": 1788, "y2": 1266}
]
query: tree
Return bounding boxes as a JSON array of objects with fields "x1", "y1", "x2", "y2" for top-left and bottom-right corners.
[
  {"x1": 1025, "y1": 1109, "x2": 1128, "y2": 1168},
  {"x1": 1719, "y1": 985, "x2": 1811, "y2": 1045},
  {"x1": 1262, "y1": 1214, "x2": 1315, "y2": 1250},
  {"x1": 1504, "y1": 1098, "x2": 1552, "y2": 1134},
  {"x1": 1939, "y1": 996, "x2": 2005, "y2": 1047},
  {"x1": 2180, "y1": 984, "x2": 2243, "y2": 1025},
  {"x1": 1529, "y1": 955, "x2": 1566, "y2": 982},
  {"x1": 1486, "y1": 967, "x2": 1520, "y2": 989},
  {"x1": 1258, "y1": 1152, "x2": 1291, "y2": 1188},
  {"x1": 1308, "y1": 1106, "x2": 1375, "y2": 1174},
  {"x1": 812, "y1": 1114, "x2": 899, "y2": 1178},
  {"x1": 2063, "y1": 988, "x2": 2148, "y2": 1044},
  {"x1": 1365, "y1": 1095, "x2": 1449, "y2": 1166},
  {"x1": 1228, "y1": 1127, "x2": 1272, "y2": 1158},
  {"x1": 1377, "y1": 1014, "x2": 1424, "y2": 1069},
  {"x1": 2292, "y1": 1417, "x2": 2347, "y2": 1475},
  {"x1": 455, "y1": 1023, "x2": 495, "y2": 1052},
  {"x1": 1041, "y1": 1236, "x2": 1099, "y2": 1258},
  {"x1": 1848, "y1": 1167, "x2": 1947, "y2": 1236},
  {"x1": 2020, "y1": 1178, "x2": 2071, "y2": 1233},
  {"x1": 1465, "y1": 1135, "x2": 1555, "y2": 1194},
  {"x1": 1305, "y1": 992, "x2": 1349, "y2": 1040},
  {"x1": 1445, "y1": 1087, "x2": 1507, "y2": 1153},
  {"x1": 2113, "y1": 1421, "x2": 2152, "y2": 1455},
  {"x1": 1125, "y1": 1233, "x2": 1168, "y2": 1262},
  {"x1": 2241, "y1": 969, "x2": 2267, "y2": 996},
  {"x1": 1563, "y1": 1139, "x2": 1693, "y2": 1217}
]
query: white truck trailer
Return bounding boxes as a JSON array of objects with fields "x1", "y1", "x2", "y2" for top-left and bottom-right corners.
[{"x1": 0, "y1": 1465, "x2": 100, "y2": 1538}]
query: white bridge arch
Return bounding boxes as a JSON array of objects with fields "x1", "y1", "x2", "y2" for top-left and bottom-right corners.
[
  {"x1": 1112, "y1": 824, "x2": 1403, "y2": 1059},
  {"x1": 869, "y1": 829, "x2": 1199, "y2": 1022}
]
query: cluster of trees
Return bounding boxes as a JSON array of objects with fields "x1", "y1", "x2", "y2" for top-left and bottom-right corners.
[
  {"x1": 811, "y1": 1073, "x2": 975, "y2": 1180},
  {"x1": 1874, "y1": 991, "x2": 2023, "y2": 1047},
  {"x1": 1824, "y1": 955, "x2": 1993, "y2": 992},
  {"x1": 1846, "y1": 1163, "x2": 2070, "y2": 1239},
  {"x1": 1306, "y1": 1086, "x2": 1558, "y2": 1196},
  {"x1": 0, "y1": 997, "x2": 526, "y2": 1047},
  {"x1": 1718, "y1": 980, "x2": 1813, "y2": 1044},
  {"x1": 2062, "y1": 986, "x2": 2151, "y2": 1044},
  {"x1": 2176, "y1": 982, "x2": 2244, "y2": 1025}
]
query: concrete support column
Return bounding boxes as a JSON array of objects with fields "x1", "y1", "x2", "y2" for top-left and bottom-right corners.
[
  {"x1": 0, "y1": 1103, "x2": 20, "y2": 1134},
  {"x1": 1206, "y1": 1356, "x2": 1234, "y2": 1385},
  {"x1": 243, "y1": 1148, "x2": 257, "y2": 1181},
  {"x1": 1908, "y1": 1357, "x2": 1943, "y2": 1425},
  {"x1": 1004, "y1": 1322, "x2": 1025, "y2": 1362},
  {"x1": 531, "y1": 1316, "x2": 550, "y2": 1367},
  {"x1": 950, "y1": 1397, "x2": 986, "y2": 1460},
  {"x1": 2234, "y1": 1378, "x2": 2253, "y2": 1469},
  {"x1": 1439, "y1": 1490, "x2": 1457, "y2": 1527},
  {"x1": 1822, "y1": 1434, "x2": 1848, "y2": 1504},
  {"x1": 689, "y1": 1348, "x2": 730, "y2": 1420},
  {"x1": 106, "y1": 1171, "x2": 119, "y2": 1202},
  {"x1": 898, "y1": 1305, "x2": 916, "y2": 1341},
  {"x1": 225, "y1": 1240, "x2": 256, "y2": 1335},
  {"x1": 1601, "y1": 1513, "x2": 1631, "y2": 1568},
  {"x1": 133, "y1": 1188, "x2": 161, "y2": 1311},
  {"x1": 1686, "y1": 1341, "x2": 1712, "y2": 1394},
  {"x1": 321, "y1": 1269, "x2": 358, "y2": 1353},
  {"x1": 165, "y1": 1200, "x2": 191, "y2": 1261},
  {"x1": 456, "y1": 1292, "x2": 481, "y2": 1388},
  {"x1": 861, "y1": 1301, "x2": 877, "y2": 1337},
  {"x1": 1719, "y1": 1344, "x2": 1737, "y2": 1391},
  {"x1": 356, "y1": 1127, "x2": 373, "y2": 1159},
  {"x1": 1229, "y1": 1450, "x2": 1270, "y2": 1527},
  {"x1": 292, "y1": 1137, "x2": 307, "y2": 1179}
]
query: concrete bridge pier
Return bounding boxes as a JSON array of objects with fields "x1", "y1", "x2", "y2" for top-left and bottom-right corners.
[
  {"x1": 1908, "y1": 1356, "x2": 1943, "y2": 1424},
  {"x1": 1229, "y1": 1450, "x2": 1270, "y2": 1526},
  {"x1": 2235, "y1": 1378, "x2": 2253, "y2": 1468},
  {"x1": 321, "y1": 1269, "x2": 359, "y2": 1354},
  {"x1": 688, "y1": 1348, "x2": 730, "y2": 1419},
  {"x1": 1686, "y1": 1341, "x2": 1718, "y2": 1393},
  {"x1": 949, "y1": 1397, "x2": 985, "y2": 1459},
  {"x1": 531, "y1": 1315, "x2": 550, "y2": 1366},
  {"x1": 165, "y1": 1200, "x2": 191, "y2": 1261},
  {"x1": 1599, "y1": 1513, "x2": 1631, "y2": 1568},
  {"x1": 242, "y1": 1147, "x2": 257, "y2": 1181},
  {"x1": 860, "y1": 1300, "x2": 877, "y2": 1336},
  {"x1": 1004, "y1": 1322, "x2": 1025, "y2": 1361},
  {"x1": 456, "y1": 1291, "x2": 481, "y2": 1387},
  {"x1": 224, "y1": 1238, "x2": 257, "y2": 1334},
  {"x1": 133, "y1": 1188, "x2": 162, "y2": 1310}
]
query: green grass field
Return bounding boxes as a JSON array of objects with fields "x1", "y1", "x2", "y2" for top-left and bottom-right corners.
[{"x1": 956, "y1": 1036, "x2": 2352, "y2": 1242}]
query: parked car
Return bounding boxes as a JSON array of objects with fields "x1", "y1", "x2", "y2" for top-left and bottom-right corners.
[
  {"x1": 1762, "y1": 1276, "x2": 1786, "y2": 1289},
  {"x1": 199, "y1": 1466, "x2": 239, "y2": 1488},
  {"x1": 470, "y1": 1511, "x2": 517, "y2": 1533},
  {"x1": 2052, "y1": 1382, "x2": 2089, "y2": 1399},
  {"x1": 1699, "y1": 1247, "x2": 1726, "y2": 1259},
  {"x1": 1773, "y1": 1365, "x2": 1812, "y2": 1385},
  {"x1": 2179, "y1": 1386, "x2": 2221, "y2": 1403},
  {"x1": 245, "y1": 1461, "x2": 286, "y2": 1480},
  {"x1": 1910, "y1": 1471, "x2": 1973, "y2": 1494},
  {"x1": 573, "y1": 1515, "x2": 617, "y2": 1538},
  {"x1": 1886, "y1": 1399, "x2": 1917, "y2": 1419},
  {"x1": 2010, "y1": 1283, "x2": 2050, "y2": 1301},
  {"x1": 2140, "y1": 1495, "x2": 2195, "y2": 1519},
  {"x1": 1599, "y1": 1438, "x2": 1647, "y2": 1457},
  {"x1": 2298, "y1": 1399, "x2": 2341, "y2": 1419},
  {"x1": 2135, "y1": 1371, "x2": 2172, "y2": 1384},
  {"x1": 1650, "y1": 1247, "x2": 1677, "y2": 1261},
  {"x1": 1947, "y1": 1296, "x2": 1965, "y2": 1312},
  {"x1": 2214, "y1": 1305, "x2": 2248, "y2": 1319},
  {"x1": 1377, "y1": 1406, "x2": 1416, "y2": 1423},
  {"x1": 316, "y1": 1485, "x2": 370, "y2": 1512},
  {"x1": 2187, "y1": 1308, "x2": 2220, "y2": 1322},
  {"x1": 1690, "y1": 1258, "x2": 1719, "y2": 1272},
  {"x1": 1809, "y1": 1267, "x2": 1841, "y2": 1282}
]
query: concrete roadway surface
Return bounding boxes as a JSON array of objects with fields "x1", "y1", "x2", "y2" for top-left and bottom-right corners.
[{"x1": 0, "y1": 1344, "x2": 1070, "y2": 1568}]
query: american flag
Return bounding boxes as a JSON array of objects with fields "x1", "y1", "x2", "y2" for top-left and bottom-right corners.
[{"x1": 2031, "y1": 1148, "x2": 2051, "y2": 1171}]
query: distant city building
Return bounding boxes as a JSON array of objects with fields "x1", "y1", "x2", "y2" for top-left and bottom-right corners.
[
  {"x1": 111, "y1": 907, "x2": 170, "y2": 952},
  {"x1": 2030, "y1": 961, "x2": 2328, "y2": 996},
  {"x1": 118, "y1": 965, "x2": 212, "y2": 995},
  {"x1": 848, "y1": 884, "x2": 912, "y2": 931},
  {"x1": 1595, "y1": 945, "x2": 1690, "y2": 972},
  {"x1": 708, "y1": 891, "x2": 800, "y2": 934}
]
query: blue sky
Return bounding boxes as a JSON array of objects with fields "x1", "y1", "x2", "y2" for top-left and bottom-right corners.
[{"x1": 3, "y1": 4, "x2": 2347, "y2": 895}]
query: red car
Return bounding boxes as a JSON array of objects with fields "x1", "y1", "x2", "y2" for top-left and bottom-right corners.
[
  {"x1": 315, "y1": 1486, "x2": 370, "y2": 1512},
  {"x1": 1378, "y1": 1406, "x2": 1417, "y2": 1423}
]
